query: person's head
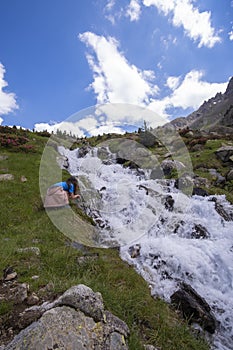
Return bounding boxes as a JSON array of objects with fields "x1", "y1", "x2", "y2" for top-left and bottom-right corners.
[{"x1": 66, "y1": 176, "x2": 78, "y2": 193}]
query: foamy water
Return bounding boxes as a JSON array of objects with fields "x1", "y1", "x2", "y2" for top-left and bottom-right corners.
[{"x1": 60, "y1": 146, "x2": 233, "y2": 350}]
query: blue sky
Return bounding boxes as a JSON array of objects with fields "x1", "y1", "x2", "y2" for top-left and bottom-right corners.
[{"x1": 0, "y1": 0, "x2": 233, "y2": 135}]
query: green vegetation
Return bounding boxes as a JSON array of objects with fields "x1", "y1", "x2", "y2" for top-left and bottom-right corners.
[
  {"x1": 188, "y1": 139, "x2": 233, "y2": 203},
  {"x1": 0, "y1": 300, "x2": 13, "y2": 316},
  {"x1": 0, "y1": 127, "x2": 210, "y2": 350}
]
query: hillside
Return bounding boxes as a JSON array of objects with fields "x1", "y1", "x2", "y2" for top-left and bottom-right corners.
[
  {"x1": 170, "y1": 76, "x2": 233, "y2": 133},
  {"x1": 0, "y1": 126, "x2": 211, "y2": 349}
]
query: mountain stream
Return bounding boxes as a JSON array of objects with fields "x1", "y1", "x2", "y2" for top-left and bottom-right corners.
[{"x1": 58, "y1": 145, "x2": 233, "y2": 350}]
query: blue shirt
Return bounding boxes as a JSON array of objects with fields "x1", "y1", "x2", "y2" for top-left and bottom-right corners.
[{"x1": 53, "y1": 182, "x2": 74, "y2": 194}]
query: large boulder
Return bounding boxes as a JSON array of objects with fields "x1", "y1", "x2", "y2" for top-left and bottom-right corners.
[
  {"x1": 3, "y1": 284, "x2": 130, "y2": 350},
  {"x1": 215, "y1": 146, "x2": 233, "y2": 163},
  {"x1": 161, "y1": 160, "x2": 185, "y2": 177},
  {"x1": 170, "y1": 283, "x2": 217, "y2": 334}
]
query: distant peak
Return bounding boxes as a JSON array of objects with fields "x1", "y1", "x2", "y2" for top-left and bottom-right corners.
[{"x1": 225, "y1": 76, "x2": 233, "y2": 95}]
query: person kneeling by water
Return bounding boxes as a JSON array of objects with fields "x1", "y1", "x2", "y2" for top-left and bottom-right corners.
[{"x1": 44, "y1": 176, "x2": 80, "y2": 209}]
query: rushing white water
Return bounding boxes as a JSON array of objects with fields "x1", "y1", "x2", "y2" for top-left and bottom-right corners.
[{"x1": 59, "y1": 146, "x2": 233, "y2": 350}]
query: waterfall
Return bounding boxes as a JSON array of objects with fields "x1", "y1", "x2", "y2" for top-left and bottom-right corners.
[{"x1": 59, "y1": 145, "x2": 233, "y2": 350}]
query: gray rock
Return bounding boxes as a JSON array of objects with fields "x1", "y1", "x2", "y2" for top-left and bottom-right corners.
[
  {"x1": 17, "y1": 247, "x2": 41, "y2": 256},
  {"x1": 4, "y1": 272, "x2": 17, "y2": 281},
  {"x1": 161, "y1": 160, "x2": 185, "y2": 177},
  {"x1": 20, "y1": 175, "x2": 27, "y2": 182},
  {"x1": 128, "y1": 244, "x2": 141, "y2": 258},
  {"x1": 54, "y1": 284, "x2": 104, "y2": 322},
  {"x1": 56, "y1": 155, "x2": 69, "y2": 169},
  {"x1": 97, "y1": 146, "x2": 111, "y2": 160},
  {"x1": 193, "y1": 176, "x2": 209, "y2": 188},
  {"x1": 215, "y1": 146, "x2": 233, "y2": 162},
  {"x1": 192, "y1": 187, "x2": 209, "y2": 197},
  {"x1": 0, "y1": 155, "x2": 8, "y2": 161},
  {"x1": 191, "y1": 143, "x2": 204, "y2": 152},
  {"x1": 4, "y1": 284, "x2": 130, "y2": 350},
  {"x1": 226, "y1": 169, "x2": 233, "y2": 181},
  {"x1": 171, "y1": 283, "x2": 217, "y2": 334},
  {"x1": 164, "y1": 195, "x2": 175, "y2": 211},
  {"x1": 191, "y1": 224, "x2": 210, "y2": 239},
  {"x1": 208, "y1": 168, "x2": 226, "y2": 186},
  {"x1": 5, "y1": 283, "x2": 29, "y2": 304},
  {"x1": 26, "y1": 293, "x2": 40, "y2": 306},
  {"x1": 174, "y1": 174, "x2": 193, "y2": 195},
  {"x1": 144, "y1": 345, "x2": 161, "y2": 350},
  {"x1": 78, "y1": 145, "x2": 92, "y2": 158},
  {"x1": 0, "y1": 174, "x2": 14, "y2": 181},
  {"x1": 150, "y1": 167, "x2": 163, "y2": 180},
  {"x1": 210, "y1": 197, "x2": 233, "y2": 221}
]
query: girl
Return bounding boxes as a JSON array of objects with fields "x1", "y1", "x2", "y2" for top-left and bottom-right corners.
[{"x1": 44, "y1": 176, "x2": 80, "y2": 208}]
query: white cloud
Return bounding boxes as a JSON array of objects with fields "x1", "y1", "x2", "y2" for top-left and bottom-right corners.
[
  {"x1": 229, "y1": 30, "x2": 233, "y2": 41},
  {"x1": 143, "y1": 0, "x2": 221, "y2": 48},
  {"x1": 34, "y1": 117, "x2": 125, "y2": 137},
  {"x1": 144, "y1": 0, "x2": 174, "y2": 15},
  {"x1": 149, "y1": 70, "x2": 228, "y2": 117},
  {"x1": 0, "y1": 117, "x2": 3, "y2": 125},
  {"x1": 104, "y1": 0, "x2": 121, "y2": 25},
  {"x1": 78, "y1": 32, "x2": 228, "y2": 129},
  {"x1": 168, "y1": 70, "x2": 227, "y2": 109},
  {"x1": 126, "y1": 0, "x2": 141, "y2": 21},
  {"x1": 34, "y1": 121, "x2": 85, "y2": 137},
  {"x1": 166, "y1": 76, "x2": 180, "y2": 90},
  {"x1": 0, "y1": 63, "x2": 18, "y2": 116},
  {"x1": 105, "y1": 0, "x2": 115, "y2": 11},
  {"x1": 88, "y1": 123, "x2": 125, "y2": 136},
  {"x1": 79, "y1": 32, "x2": 159, "y2": 106},
  {"x1": 160, "y1": 34, "x2": 178, "y2": 50}
]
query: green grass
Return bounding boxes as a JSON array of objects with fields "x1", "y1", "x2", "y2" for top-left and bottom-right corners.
[
  {"x1": 0, "y1": 300, "x2": 13, "y2": 316},
  {"x1": 0, "y1": 134, "x2": 210, "y2": 350},
  {"x1": 188, "y1": 139, "x2": 233, "y2": 203}
]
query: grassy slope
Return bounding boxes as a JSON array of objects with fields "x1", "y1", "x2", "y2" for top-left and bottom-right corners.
[{"x1": 0, "y1": 133, "x2": 210, "y2": 350}]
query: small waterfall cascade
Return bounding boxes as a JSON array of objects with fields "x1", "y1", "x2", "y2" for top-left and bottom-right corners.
[{"x1": 58, "y1": 145, "x2": 233, "y2": 350}]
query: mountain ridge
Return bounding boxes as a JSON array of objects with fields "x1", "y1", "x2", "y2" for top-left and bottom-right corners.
[{"x1": 169, "y1": 76, "x2": 233, "y2": 132}]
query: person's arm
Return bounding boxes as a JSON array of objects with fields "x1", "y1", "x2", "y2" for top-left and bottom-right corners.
[
  {"x1": 68, "y1": 183, "x2": 80, "y2": 199},
  {"x1": 69, "y1": 193, "x2": 80, "y2": 199}
]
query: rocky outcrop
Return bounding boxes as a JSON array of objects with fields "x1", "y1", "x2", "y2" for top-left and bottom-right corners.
[
  {"x1": 3, "y1": 284, "x2": 130, "y2": 350},
  {"x1": 215, "y1": 146, "x2": 233, "y2": 163},
  {"x1": 222, "y1": 105, "x2": 233, "y2": 127},
  {"x1": 170, "y1": 283, "x2": 217, "y2": 334},
  {"x1": 168, "y1": 77, "x2": 233, "y2": 132},
  {"x1": 225, "y1": 77, "x2": 233, "y2": 96}
]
